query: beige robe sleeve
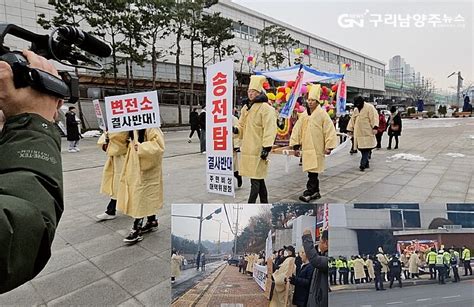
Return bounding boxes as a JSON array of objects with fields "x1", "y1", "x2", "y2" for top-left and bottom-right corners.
[
  {"x1": 323, "y1": 113, "x2": 338, "y2": 150},
  {"x1": 137, "y1": 128, "x2": 165, "y2": 171},
  {"x1": 289, "y1": 116, "x2": 304, "y2": 147},
  {"x1": 261, "y1": 106, "x2": 277, "y2": 148}
]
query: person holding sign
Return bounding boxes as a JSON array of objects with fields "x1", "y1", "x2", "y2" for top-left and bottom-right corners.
[
  {"x1": 117, "y1": 128, "x2": 165, "y2": 243},
  {"x1": 234, "y1": 75, "x2": 277, "y2": 203},
  {"x1": 290, "y1": 84, "x2": 337, "y2": 202},
  {"x1": 96, "y1": 131, "x2": 129, "y2": 221}
]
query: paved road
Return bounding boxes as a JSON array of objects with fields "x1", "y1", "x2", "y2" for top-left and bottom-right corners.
[
  {"x1": 173, "y1": 263, "x2": 268, "y2": 307},
  {"x1": 172, "y1": 261, "x2": 225, "y2": 300},
  {"x1": 329, "y1": 278, "x2": 474, "y2": 306}
]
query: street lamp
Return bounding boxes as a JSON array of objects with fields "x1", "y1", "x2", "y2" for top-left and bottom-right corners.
[
  {"x1": 211, "y1": 219, "x2": 223, "y2": 254},
  {"x1": 172, "y1": 204, "x2": 222, "y2": 263}
]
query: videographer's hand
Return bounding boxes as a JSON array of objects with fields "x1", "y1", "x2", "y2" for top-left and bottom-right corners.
[
  {"x1": 0, "y1": 50, "x2": 62, "y2": 121},
  {"x1": 0, "y1": 110, "x2": 4, "y2": 131}
]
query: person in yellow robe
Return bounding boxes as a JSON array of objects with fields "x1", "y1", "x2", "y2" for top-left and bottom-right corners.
[
  {"x1": 270, "y1": 246, "x2": 296, "y2": 307},
  {"x1": 234, "y1": 75, "x2": 277, "y2": 203},
  {"x1": 171, "y1": 249, "x2": 184, "y2": 284},
  {"x1": 290, "y1": 84, "x2": 337, "y2": 202},
  {"x1": 347, "y1": 96, "x2": 379, "y2": 171},
  {"x1": 96, "y1": 131, "x2": 129, "y2": 221},
  {"x1": 117, "y1": 128, "x2": 165, "y2": 243}
]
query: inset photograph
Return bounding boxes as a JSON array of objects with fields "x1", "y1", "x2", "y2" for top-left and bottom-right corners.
[
  {"x1": 329, "y1": 203, "x2": 473, "y2": 307},
  {"x1": 171, "y1": 204, "x2": 327, "y2": 307}
]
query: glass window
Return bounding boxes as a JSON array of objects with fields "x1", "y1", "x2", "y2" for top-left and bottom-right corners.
[
  {"x1": 233, "y1": 22, "x2": 241, "y2": 32},
  {"x1": 354, "y1": 204, "x2": 419, "y2": 210},
  {"x1": 241, "y1": 25, "x2": 248, "y2": 34},
  {"x1": 250, "y1": 28, "x2": 256, "y2": 36},
  {"x1": 447, "y1": 212, "x2": 474, "y2": 228},
  {"x1": 447, "y1": 204, "x2": 474, "y2": 211},
  {"x1": 390, "y1": 210, "x2": 421, "y2": 228}
]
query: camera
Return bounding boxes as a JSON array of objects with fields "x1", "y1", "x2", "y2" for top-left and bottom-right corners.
[{"x1": 0, "y1": 24, "x2": 112, "y2": 103}]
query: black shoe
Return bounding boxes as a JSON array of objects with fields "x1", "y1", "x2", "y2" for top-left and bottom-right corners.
[
  {"x1": 237, "y1": 175, "x2": 242, "y2": 188},
  {"x1": 123, "y1": 229, "x2": 143, "y2": 243},
  {"x1": 299, "y1": 192, "x2": 321, "y2": 202},
  {"x1": 387, "y1": 147, "x2": 392, "y2": 150},
  {"x1": 380, "y1": 288, "x2": 386, "y2": 291},
  {"x1": 360, "y1": 166, "x2": 365, "y2": 171},
  {"x1": 141, "y1": 220, "x2": 158, "y2": 233}
]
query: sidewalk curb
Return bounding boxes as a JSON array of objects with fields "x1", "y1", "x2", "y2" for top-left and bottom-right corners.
[{"x1": 330, "y1": 275, "x2": 474, "y2": 292}]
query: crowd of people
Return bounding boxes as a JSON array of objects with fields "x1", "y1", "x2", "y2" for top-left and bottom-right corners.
[
  {"x1": 186, "y1": 74, "x2": 405, "y2": 204},
  {"x1": 329, "y1": 245, "x2": 472, "y2": 291},
  {"x1": 229, "y1": 229, "x2": 328, "y2": 307}
]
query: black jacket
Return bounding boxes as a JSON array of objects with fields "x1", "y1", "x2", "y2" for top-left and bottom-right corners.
[
  {"x1": 302, "y1": 234, "x2": 328, "y2": 307},
  {"x1": 198, "y1": 111, "x2": 206, "y2": 130},
  {"x1": 0, "y1": 113, "x2": 64, "y2": 294},
  {"x1": 65, "y1": 111, "x2": 80, "y2": 141},
  {"x1": 388, "y1": 113, "x2": 402, "y2": 136},
  {"x1": 292, "y1": 263, "x2": 315, "y2": 306},
  {"x1": 388, "y1": 258, "x2": 402, "y2": 274},
  {"x1": 190, "y1": 111, "x2": 199, "y2": 128}
]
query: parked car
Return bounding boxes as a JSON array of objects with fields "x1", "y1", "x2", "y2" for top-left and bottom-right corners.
[{"x1": 227, "y1": 257, "x2": 240, "y2": 266}]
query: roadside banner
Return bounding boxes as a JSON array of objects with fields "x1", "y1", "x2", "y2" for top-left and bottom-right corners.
[
  {"x1": 92, "y1": 99, "x2": 106, "y2": 131},
  {"x1": 253, "y1": 264, "x2": 267, "y2": 291},
  {"x1": 206, "y1": 60, "x2": 235, "y2": 196}
]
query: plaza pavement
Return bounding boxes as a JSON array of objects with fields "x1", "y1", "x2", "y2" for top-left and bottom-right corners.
[{"x1": 167, "y1": 117, "x2": 474, "y2": 204}]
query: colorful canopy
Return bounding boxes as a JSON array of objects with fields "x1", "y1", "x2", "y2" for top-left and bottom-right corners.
[{"x1": 255, "y1": 64, "x2": 344, "y2": 83}]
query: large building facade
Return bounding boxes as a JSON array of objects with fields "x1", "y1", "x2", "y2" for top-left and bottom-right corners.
[
  {"x1": 0, "y1": 0, "x2": 385, "y2": 94},
  {"x1": 329, "y1": 203, "x2": 474, "y2": 256}
]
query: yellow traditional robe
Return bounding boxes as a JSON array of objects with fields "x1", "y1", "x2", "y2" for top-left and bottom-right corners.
[
  {"x1": 290, "y1": 105, "x2": 337, "y2": 173},
  {"x1": 98, "y1": 132, "x2": 129, "y2": 199},
  {"x1": 117, "y1": 128, "x2": 165, "y2": 218},
  {"x1": 347, "y1": 103, "x2": 379, "y2": 149},
  {"x1": 236, "y1": 102, "x2": 277, "y2": 179}
]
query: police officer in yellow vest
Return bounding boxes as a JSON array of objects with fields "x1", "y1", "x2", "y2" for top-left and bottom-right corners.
[
  {"x1": 462, "y1": 245, "x2": 472, "y2": 276},
  {"x1": 234, "y1": 75, "x2": 277, "y2": 203},
  {"x1": 435, "y1": 250, "x2": 449, "y2": 284},
  {"x1": 443, "y1": 249, "x2": 451, "y2": 279},
  {"x1": 426, "y1": 247, "x2": 437, "y2": 280}
]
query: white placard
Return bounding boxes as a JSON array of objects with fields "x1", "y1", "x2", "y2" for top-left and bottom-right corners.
[
  {"x1": 253, "y1": 264, "x2": 267, "y2": 291},
  {"x1": 104, "y1": 91, "x2": 161, "y2": 132},
  {"x1": 92, "y1": 99, "x2": 106, "y2": 131},
  {"x1": 206, "y1": 60, "x2": 234, "y2": 197}
]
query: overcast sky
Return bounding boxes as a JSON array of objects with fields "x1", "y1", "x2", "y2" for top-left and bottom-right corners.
[
  {"x1": 232, "y1": 0, "x2": 473, "y2": 92},
  {"x1": 172, "y1": 204, "x2": 271, "y2": 242}
]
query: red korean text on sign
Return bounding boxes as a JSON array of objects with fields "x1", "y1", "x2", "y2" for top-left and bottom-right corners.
[
  {"x1": 212, "y1": 99, "x2": 227, "y2": 123},
  {"x1": 213, "y1": 126, "x2": 228, "y2": 150},
  {"x1": 212, "y1": 72, "x2": 227, "y2": 97},
  {"x1": 94, "y1": 104, "x2": 101, "y2": 117},
  {"x1": 125, "y1": 98, "x2": 139, "y2": 113},
  {"x1": 141, "y1": 96, "x2": 154, "y2": 111},
  {"x1": 111, "y1": 100, "x2": 124, "y2": 115}
]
